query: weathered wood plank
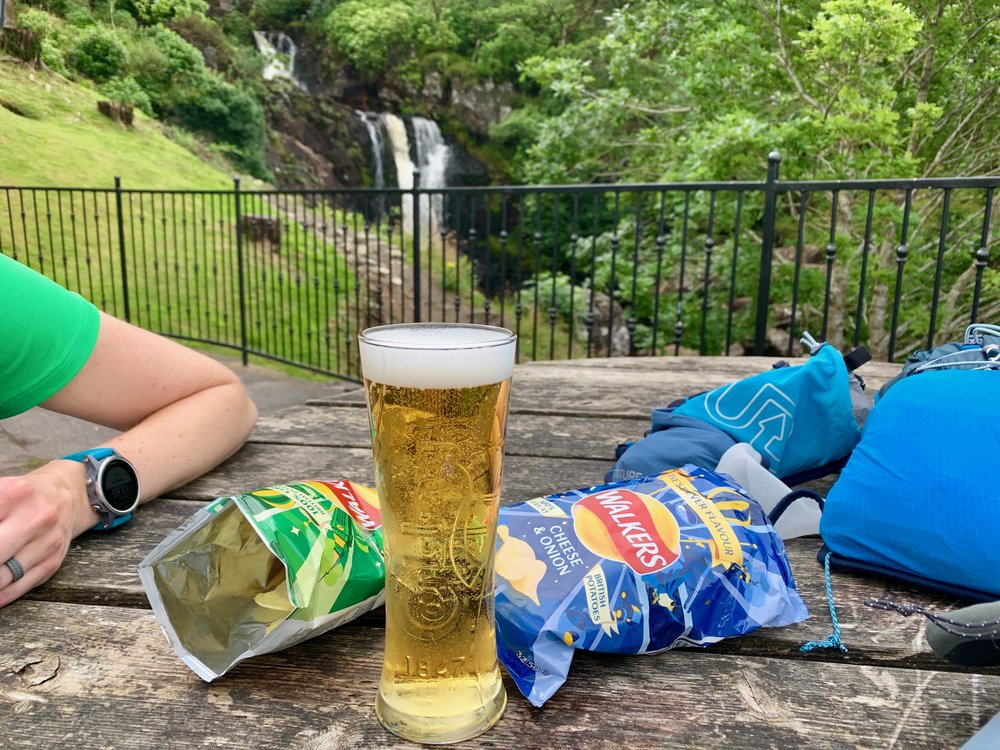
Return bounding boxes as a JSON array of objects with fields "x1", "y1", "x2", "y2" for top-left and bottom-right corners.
[
  {"x1": 171, "y1": 445, "x2": 613, "y2": 504},
  {"x1": 250, "y1": 404, "x2": 648, "y2": 461},
  {"x1": 24, "y1": 492, "x2": 994, "y2": 677},
  {"x1": 306, "y1": 356, "x2": 900, "y2": 416},
  {"x1": 1, "y1": 599, "x2": 996, "y2": 750},
  {"x1": 522, "y1": 355, "x2": 901, "y2": 386}
]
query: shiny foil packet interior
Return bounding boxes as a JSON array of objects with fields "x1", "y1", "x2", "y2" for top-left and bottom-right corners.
[{"x1": 139, "y1": 480, "x2": 386, "y2": 681}]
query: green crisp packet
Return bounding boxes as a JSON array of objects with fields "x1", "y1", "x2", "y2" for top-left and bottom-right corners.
[{"x1": 138, "y1": 480, "x2": 385, "y2": 681}]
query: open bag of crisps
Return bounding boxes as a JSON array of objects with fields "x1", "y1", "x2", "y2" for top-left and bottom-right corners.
[
  {"x1": 138, "y1": 480, "x2": 385, "y2": 681},
  {"x1": 493, "y1": 466, "x2": 809, "y2": 706}
]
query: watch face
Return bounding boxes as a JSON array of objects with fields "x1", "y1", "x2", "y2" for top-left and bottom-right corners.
[{"x1": 99, "y1": 459, "x2": 140, "y2": 513}]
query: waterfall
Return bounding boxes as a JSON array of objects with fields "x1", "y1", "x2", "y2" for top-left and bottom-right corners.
[
  {"x1": 381, "y1": 114, "x2": 413, "y2": 191},
  {"x1": 381, "y1": 113, "x2": 415, "y2": 235},
  {"x1": 355, "y1": 111, "x2": 386, "y2": 190},
  {"x1": 379, "y1": 114, "x2": 451, "y2": 238},
  {"x1": 411, "y1": 117, "x2": 451, "y2": 239},
  {"x1": 252, "y1": 31, "x2": 307, "y2": 92},
  {"x1": 411, "y1": 117, "x2": 451, "y2": 193}
]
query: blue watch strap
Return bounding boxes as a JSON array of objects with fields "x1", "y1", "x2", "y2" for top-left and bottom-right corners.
[
  {"x1": 61, "y1": 448, "x2": 135, "y2": 531},
  {"x1": 62, "y1": 447, "x2": 116, "y2": 462},
  {"x1": 102, "y1": 512, "x2": 133, "y2": 529}
]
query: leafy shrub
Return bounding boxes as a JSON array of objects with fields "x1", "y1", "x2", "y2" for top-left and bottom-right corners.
[
  {"x1": 68, "y1": 27, "x2": 128, "y2": 81},
  {"x1": 110, "y1": 10, "x2": 138, "y2": 31},
  {"x1": 249, "y1": 0, "x2": 311, "y2": 29},
  {"x1": 16, "y1": 7, "x2": 56, "y2": 36},
  {"x1": 131, "y1": 0, "x2": 207, "y2": 25},
  {"x1": 227, "y1": 44, "x2": 265, "y2": 82},
  {"x1": 126, "y1": 24, "x2": 203, "y2": 106},
  {"x1": 325, "y1": 0, "x2": 422, "y2": 76},
  {"x1": 218, "y1": 10, "x2": 254, "y2": 46},
  {"x1": 64, "y1": 4, "x2": 95, "y2": 26},
  {"x1": 170, "y1": 71, "x2": 269, "y2": 177},
  {"x1": 100, "y1": 75, "x2": 154, "y2": 115},
  {"x1": 170, "y1": 13, "x2": 234, "y2": 71},
  {"x1": 88, "y1": 0, "x2": 136, "y2": 27},
  {"x1": 17, "y1": 8, "x2": 74, "y2": 74},
  {"x1": 21, "y1": 0, "x2": 74, "y2": 16},
  {"x1": 41, "y1": 38, "x2": 70, "y2": 74}
]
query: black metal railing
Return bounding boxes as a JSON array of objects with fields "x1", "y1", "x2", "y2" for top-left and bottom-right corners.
[{"x1": 2, "y1": 153, "x2": 998, "y2": 380}]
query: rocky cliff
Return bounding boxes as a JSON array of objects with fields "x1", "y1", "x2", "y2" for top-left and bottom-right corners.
[{"x1": 241, "y1": 27, "x2": 510, "y2": 189}]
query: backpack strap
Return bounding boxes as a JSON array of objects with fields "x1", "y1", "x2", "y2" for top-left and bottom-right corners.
[{"x1": 843, "y1": 346, "x2": 872, "y2": 372}]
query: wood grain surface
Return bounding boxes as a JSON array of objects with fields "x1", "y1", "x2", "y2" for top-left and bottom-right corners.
[
  {"x1": 21, "y1": 496, "x2": 989, "y2": 677},
  {"x1": 3, "y1": 354, "x2": 989, "y2": 750},
  {"x1": 2, "y1": 600, "x2": 997, "y2": 750},
  {"x1": 306, "y1": 357, "x2": 901, "y2": 418}
]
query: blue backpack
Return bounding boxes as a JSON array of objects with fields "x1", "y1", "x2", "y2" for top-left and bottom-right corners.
[
  {"x1": 609, "y1": 337, "x2": 869, "y2": 484},
  {"x1": 821, "y1": 325, "x2": 1000, "y2": 601},
  {"x1": 876, "y1": 323, "x2": 1000, "y2": 399}
]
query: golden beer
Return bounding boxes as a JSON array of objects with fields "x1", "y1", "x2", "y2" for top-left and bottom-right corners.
[{"x1": 359, "y1": 324, "x2": 514, "y2": 744}]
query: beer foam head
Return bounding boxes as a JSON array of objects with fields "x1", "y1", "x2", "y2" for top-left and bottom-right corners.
[{"x1": 359, "y1": 324, "x2": 515, "y2": 388}]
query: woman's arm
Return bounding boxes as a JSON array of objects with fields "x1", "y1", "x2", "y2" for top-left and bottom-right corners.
[{"x1": 0, "y1": 312, "x2": 258, "y2": 606}]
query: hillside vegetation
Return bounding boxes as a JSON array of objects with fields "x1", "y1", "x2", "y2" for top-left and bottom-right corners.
[
  {"x1": 0, "y1": 61, "x2": 241, "y2": 188},
  {"x1": 2, "y1": 0, "x2": 998, "y2": 363}
]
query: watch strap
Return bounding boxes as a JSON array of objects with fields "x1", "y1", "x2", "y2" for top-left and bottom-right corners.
[
  {"x1": 97, "y1": 512, "x2": 133, "y2": 530},
  {"x1": 61, "y1": 448, "x2": 135, "y2": 531},
  {"x1": 63, "y1": 447, "x2": 117, "y2": 462}
]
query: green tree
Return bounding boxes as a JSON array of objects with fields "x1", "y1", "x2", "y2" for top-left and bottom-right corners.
[
  {"x1": 130, "y1": 0, "x2": 207, "y2": 25},
  {"x1": 68, "y1": 27, "x2": 128, "y2": 81},
  {"x1": 496, "y1": 0, "x2": 1000, "y2": 356},
  {"x1": 125, "y1": 24, "x2": 204, "y2": 106},
  {"x1": 324, "y1": 0, "x2": 439, "y2": 76},
  {"x1": 509, "y1": 0, "x2": 1000, "y2": 183}
]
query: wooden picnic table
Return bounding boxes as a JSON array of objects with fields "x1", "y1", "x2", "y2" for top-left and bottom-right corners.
[{"x1": 2, "y1": 355, "x2": 997, "y2": 749}]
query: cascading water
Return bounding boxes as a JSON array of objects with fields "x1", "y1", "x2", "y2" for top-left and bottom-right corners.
[
  {"x1": 252, "y1": 31, "x2": 307, "y2": 92},
  {"x1": 355, "y1": 111, "x2": 386, "y2": 191},
  {"x1": 356, "y1": 111, "x2": 389, "y2": 217},
  {"x1": 365, "y1": 113, "x2": 452, "y2": 237},
  {"x1": 380, "y1": 113, "x2": 416, "y2": 235},
  {"x1": 410, "y1": 117, "x2": 451, "y2": 239}
]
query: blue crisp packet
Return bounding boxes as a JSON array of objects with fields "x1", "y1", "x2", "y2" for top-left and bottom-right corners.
[{"x1": 494, "y1": 465, "x2": 809, "y2": 706}]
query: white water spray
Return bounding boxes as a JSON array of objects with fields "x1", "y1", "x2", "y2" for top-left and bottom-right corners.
[
  {"x1": 355, "y1": 110, "x2": 386, "y2": 191},
  {"x1": 252, "y1": 31, "x2": 307, "y2": 92},
  {"x1": 380, "y1": 114, "x2": 451, "y2": 238},
  {"x1": 381, "y1": 113, "x2": 415, "y2": 234},
  {"x1": 411, "y1": 116, "x2": 451, "y2": 239}
]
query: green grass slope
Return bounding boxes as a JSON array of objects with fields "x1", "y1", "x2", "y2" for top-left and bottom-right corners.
[{"x1": 0, "y1": 61, "x2": 248, "y2": 189}]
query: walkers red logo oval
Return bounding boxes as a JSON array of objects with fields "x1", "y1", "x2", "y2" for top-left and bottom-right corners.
[
  {"x1": 572, "y1": 488, "x2": 680, "y2": 574},
  {"x1": 314, "y1": 480, "x2": 382, "y2": 530}
]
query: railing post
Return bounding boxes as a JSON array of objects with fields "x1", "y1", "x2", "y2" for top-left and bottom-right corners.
[
  {"x1": 234, "y1": 177, "x2": 248, "y2": 366},
  {"x1": 113, "y1": 176, "x2": 131, "y2": 322},
  {"x1": 412, "y1": 167, "x2": 421, "y2": 322},
  {"x1": 753, "y1": 151, "x2": 781, "y2": 355}
]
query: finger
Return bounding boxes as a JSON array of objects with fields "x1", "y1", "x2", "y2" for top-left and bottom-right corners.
[
  {"x1": 0, "y1": 542, "x2": 60, "y2": 608},
  {"x1": 0, "y1": 555, "x2": 24, "y2": 588}
]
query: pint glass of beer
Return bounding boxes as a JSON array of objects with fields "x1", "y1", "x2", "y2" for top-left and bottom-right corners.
[{"x1": 359, "y1": 323, "x2": 514, "y2": 744}]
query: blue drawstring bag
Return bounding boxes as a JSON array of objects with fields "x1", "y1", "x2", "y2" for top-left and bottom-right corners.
[
  {"x1": 821, "y1": 368, "x2": 1000, "y2": 601},
  {"x1": 671, "y1": 343, "x2": 862, "y2": 479},
  {"x1": 606, "y1": 412, "x2": 736, "y2": 483}
]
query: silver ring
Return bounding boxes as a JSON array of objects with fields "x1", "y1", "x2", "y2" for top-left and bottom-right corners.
[{"x1": 4, "y1": 556, "x2": 24, "y2": 583}]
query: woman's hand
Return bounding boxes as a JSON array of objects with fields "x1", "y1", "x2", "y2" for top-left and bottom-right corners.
[{"x1": 0, "y1": 460, "x2": 95, "y2": 607}]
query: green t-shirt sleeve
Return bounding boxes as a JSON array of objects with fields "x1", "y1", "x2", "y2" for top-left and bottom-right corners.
[{"x1": 0, "y1": 255, "x2": 101, "y2": 418}]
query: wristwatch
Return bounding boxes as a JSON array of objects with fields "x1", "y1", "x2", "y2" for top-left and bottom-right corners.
[{"x1": 61, "y1": 448, "x2": 141, "y2": 531}]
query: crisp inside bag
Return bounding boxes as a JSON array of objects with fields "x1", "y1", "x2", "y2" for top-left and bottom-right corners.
[
  {"x1": 494, "y1": 466, "x2": 809, "y2": 706},
  {"x1": 139, "y1": 480, "x2": 385, "y2": 681}
]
